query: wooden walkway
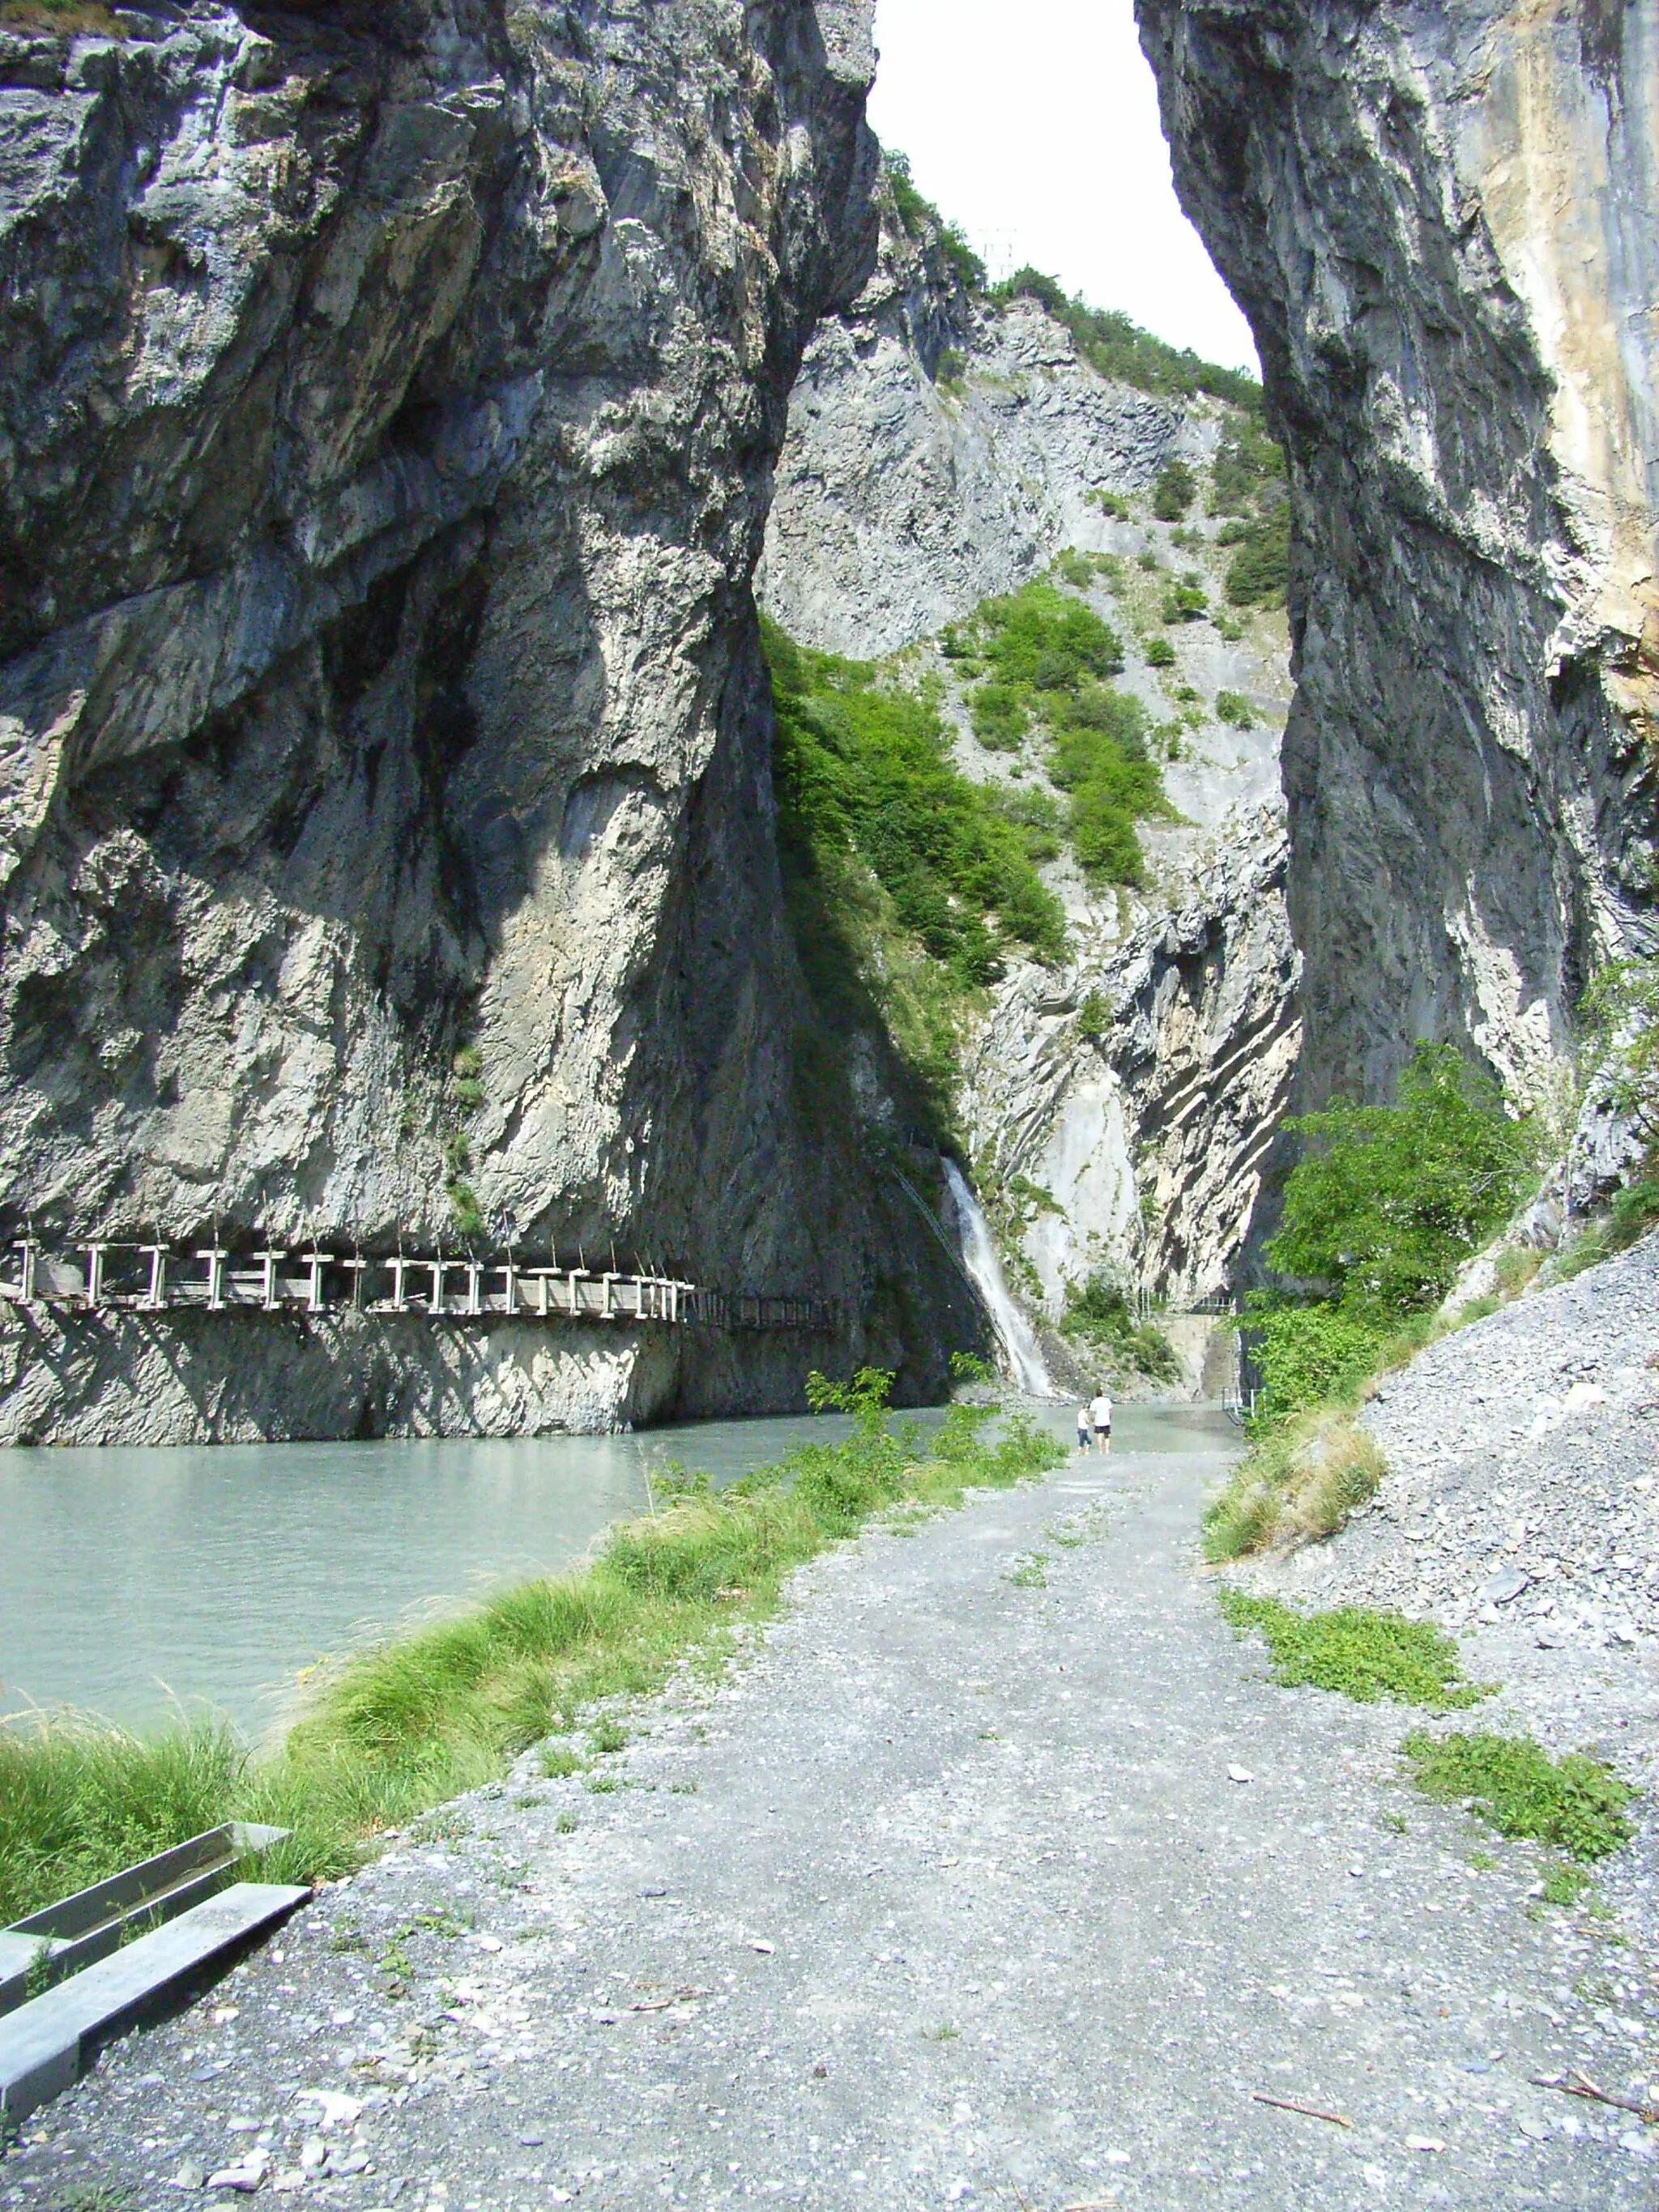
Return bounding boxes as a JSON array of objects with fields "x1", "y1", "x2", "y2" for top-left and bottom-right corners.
[{"x1": 0, "y1": 1242, "x2": 837, "y2": 1335}]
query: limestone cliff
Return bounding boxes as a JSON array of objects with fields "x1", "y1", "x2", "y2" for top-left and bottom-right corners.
[
  {"x1": 1137, "y1": 0, "x2": 1658, "y2": 1174},
  {"x1": 759, "y1": 198, "x2": 1302, "y2": 1391},
  {"x1": 0, "y1": 0, "x2": 980, "y2": 1442},
  {"x1": 760, "y1": 216, "x2": 1211, "y2": 658}
]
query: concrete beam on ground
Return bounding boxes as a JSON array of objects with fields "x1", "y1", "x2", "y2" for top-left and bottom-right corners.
[{"x1": 0, "y1": 1882, "x2": 308, "y2": 2126}]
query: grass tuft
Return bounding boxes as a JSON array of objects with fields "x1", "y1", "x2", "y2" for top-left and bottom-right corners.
[
  {"x1": 1539, "y1": 1860, "x2": 1593, "y2": 1907},
  {"x1": 1203, "y1": 1412, "x2": 1385, "y2": 1560},
  {"x1": 1401, "y1": 1731, "x2": 1636, "y2": 1860},
  {"x1": 1217, "y1": 1589, "x2": 1488, "y2": 1708},
  {"x1": 0, "y1": 1, "x2": 124, "y2": 32},
  {"x1": 0, "y1": 1378, "x2": 1062, "y2": 1924}
]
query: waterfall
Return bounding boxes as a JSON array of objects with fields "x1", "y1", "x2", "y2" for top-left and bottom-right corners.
[{"x1": 941, "y1": 1159, "x2": 1054, "y2": 1399}]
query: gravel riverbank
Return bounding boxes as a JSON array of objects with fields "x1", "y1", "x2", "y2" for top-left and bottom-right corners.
[{"x1": 6, "y1": 1413, "x2": 1654, "y2": 2210}]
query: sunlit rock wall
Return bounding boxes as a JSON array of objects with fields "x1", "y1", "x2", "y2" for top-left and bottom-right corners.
[{"x1": 1138, "y1": 0, "x2": 1657, "y2": 1177}]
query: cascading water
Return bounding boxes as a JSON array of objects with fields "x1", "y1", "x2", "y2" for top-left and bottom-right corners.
[{"x1": 941, "y1": 1158, "x2": 1054, "y2": 1399}]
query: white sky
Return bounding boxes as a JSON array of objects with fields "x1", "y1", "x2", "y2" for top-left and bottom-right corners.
[{"x1": 866, "y1": 0, "x2": 1259, "y2": 374}]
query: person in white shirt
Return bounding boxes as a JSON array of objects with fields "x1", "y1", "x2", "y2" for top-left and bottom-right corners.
[
  {"x1": 1076, "y1": 1405, "x2": 1091, "y2": 1453},
  {"x1": 1089, "y1": 1390, "x2": 1113, "y2": 1454}
]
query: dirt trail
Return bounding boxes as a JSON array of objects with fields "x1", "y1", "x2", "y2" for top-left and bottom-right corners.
[{"x1": 18, "y1": 1418, "x2": 1653, "y2": 2210}]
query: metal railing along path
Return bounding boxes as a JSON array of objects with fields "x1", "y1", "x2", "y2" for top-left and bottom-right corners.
[{"x1": 0, "y1": 1242, "x2": 838, "y2": 1335}]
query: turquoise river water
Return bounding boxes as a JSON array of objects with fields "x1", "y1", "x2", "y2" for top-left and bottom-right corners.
[{"x1": 0, "y1": 1400, "x2": 1229, "y2": 1740}]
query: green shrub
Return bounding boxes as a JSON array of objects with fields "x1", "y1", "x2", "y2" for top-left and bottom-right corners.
[
  {"x1": 765, "y1": 614, "x2": 1067, "y2": 982},
  {"x1": 1144, "y1": 637, "x2": 1176, "y2": 668},
  {"x1": 1538, "y1": 1860, "x2": 1593, "y2": 1906},
  {"x1": 972, "y1": 582, "x2": 1124, "y2": 687},
  {"x1": 1584, "y1": 954, "x2": 1659, "y2": 1135},
  {"x1": 970, "y1": 681, "x2": 1030, "y2": 750},
  {"x1": 1209, "y1": 418, "x2": 1285, "y2": 514},
  {"x1": 885, "y1": 152, "x2": 986, "y2": 294},
  {"x1": 1151, "y1": 460, "x2": 1196, "y2": 521},
  {"x1": 1214, "y1": 689, "x2": 1254, "y2": 728},
  {"x1": 944, "y1": 582, "x2": 1171, "y2": 889},
  {"x1": 1269, "y1": 1043, "x2": 1537, "y2": 1315},
  {"x1": 1060, "y1": 1272, "x2": 1182, "y2": 1383},
  {"x1": 935, "y1": 347, "x2": 966, "y2": 389},
  {"x1": 1217, "y1": 1590, "x2": 1486, "y2": 1707},
  {"x1": 991, "y1": 783, "x2": 1063, "y2": 863},
  {"x1": 1401, "y1": 1732, "x2": 1636, "y2": 1860},
  {"x1": 1162, "y1": 581, "x2": 1208, "y2": 624},
  {"x1": 1048, "y1": 698, "x2": 1170, "y2": 890},
  {"x1": 1086, "y1": 488, "x2": 1131, "y2": 519},
  {"x1": 1051, "y1": 548, "x2": 1119, "y2": 590},
  {"x1": 1076, "y1": 987, "x2": 1111, "y2": 1043},
  {"x1": 1224, "y1": 508, "x2": 1290, "y2": 607},
  {"x1": 1245, "y1": 1302, "x2": 1392, "y2": 1415},
  {"x1": 1238, "y1": 1042, "x2": 1538, "y2": 1421}
]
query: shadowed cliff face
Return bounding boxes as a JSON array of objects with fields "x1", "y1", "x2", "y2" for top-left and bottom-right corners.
[
  {"x1": 0, "y1": 0, "x2": 981, "y2": 1438},
  {"x1": 1137, "y1": 0, "x2": 1657, "y2": 1155}
]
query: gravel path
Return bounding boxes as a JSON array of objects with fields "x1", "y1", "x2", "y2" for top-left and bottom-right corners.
[{"x1": 9, "y1": 1418, "x2": 1656, "y2": 2211}]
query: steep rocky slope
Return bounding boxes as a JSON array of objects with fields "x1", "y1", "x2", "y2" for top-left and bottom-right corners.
[
  {"x1": 760, "y1": 235, "x2": 1209, "y2": 658},
  {"x1": 1137, "y1": 0, "x2": 1658, "y2": 1168},
  {"x1": 761, "y1": 205, "x2": 1300, "y2": 1387},
  {"x1": 0, "y1": 0, "x2": 980, "y2": 1441}
]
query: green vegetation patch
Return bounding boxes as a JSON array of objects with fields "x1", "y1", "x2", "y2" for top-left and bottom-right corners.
[
  {"x1": 1218, "y1": 1589, "x2": 1488, "y2": 1708},
  {"x1": 1204, "y1": 1410, "x2": 1387, "y2": 1562},
  {"x1": 1214, "y1": 689, "x2": 1254, "y2": 729},
  {"x1": 1222, "y1": 509, "x2": 1290, "y2": 609},
  {"x1": 1208, "y1": 416, "x2": 1290, "y2": 609},
  {"x1": 767, "y1": 616, "x2": 1066, "y2": 983},
  {"x1": 943, "y1": 579, "x2": 1173, "y2": 888},
  {"x1": 1401, "y1": 1731, "x2": 1636, "y2": 1860},
  {"x1": 1151, "y1": 460, "x2": 1196, "y2": 521},
  {"x1": 766, "y1": 612, "x2": 1069, "y2": 1133},
  {"x1": 0, "y1": 1378, "x2": 1063, "y2": 1925},
  {"x1": 1539, "y1": 1860, "x2": 1593, "y2": 1906},
  {"x1": 1060, "y1": 1272, "x2": 1180, "y2": 1383},
  {"x1": 884, "y1": 152, "x2": 986, "y2": 295},
  {"x1": 1161, "y1": 578, "x2": 1209, "y2": 626},
  {"x1": 999, "y1": 266, "x2": 1262, "y2": 411},
  {"x1": 1246, "y1": 1042, "x2": 1538, "y2": 1421}
]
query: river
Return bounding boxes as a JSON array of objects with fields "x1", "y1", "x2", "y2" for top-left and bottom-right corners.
[{"x1": 0, "y1": 1400, "x2": 1229, "y2": 1741}]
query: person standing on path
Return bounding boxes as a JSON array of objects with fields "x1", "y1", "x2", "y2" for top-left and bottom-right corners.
[
  {"x1": 1076, "y1": 1404, "x2": 1091, "y2": 1453},
  {"x1": 1090, "y1": 1388, "x2": 1112, "y2": 1454}
]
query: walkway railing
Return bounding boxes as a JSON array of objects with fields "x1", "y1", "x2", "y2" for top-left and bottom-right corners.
[{"x1": 0, "y1": 1242, "x2": 838, "y2": 1335}]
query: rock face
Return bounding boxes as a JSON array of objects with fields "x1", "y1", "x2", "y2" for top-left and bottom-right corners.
[
  {"x1": 760, "y1": 222, "x2": 1209, "y2": 659},
  {"x1": 962, "y1": 810, "x2": 1299, "y2": 1315},
  {"x1": 1137, "y1": 0, "x2": 1658, "y2": 1145},
  {"x1": 0, "y1": 0, "x2": 980, "y2": 1440},
  {"x1": 761, "y1": 204, "x2": 1301, "y2": 1387}
]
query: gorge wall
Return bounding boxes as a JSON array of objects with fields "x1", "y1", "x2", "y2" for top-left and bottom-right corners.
[
  {"x1": 1137, "y1": 0, "x2": 1659, "y2": 1187},
  {"x1": 761, "y1": 198, "x2": 1302, "y2": 1387},
  {"x1": 0, "y1": 0, "x2": 983, "y2": 1443}
]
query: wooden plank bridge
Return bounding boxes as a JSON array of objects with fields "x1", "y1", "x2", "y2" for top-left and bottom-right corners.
[{"x1": 0, "y1": 1242, "x2": 837, "y2": 1335}]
